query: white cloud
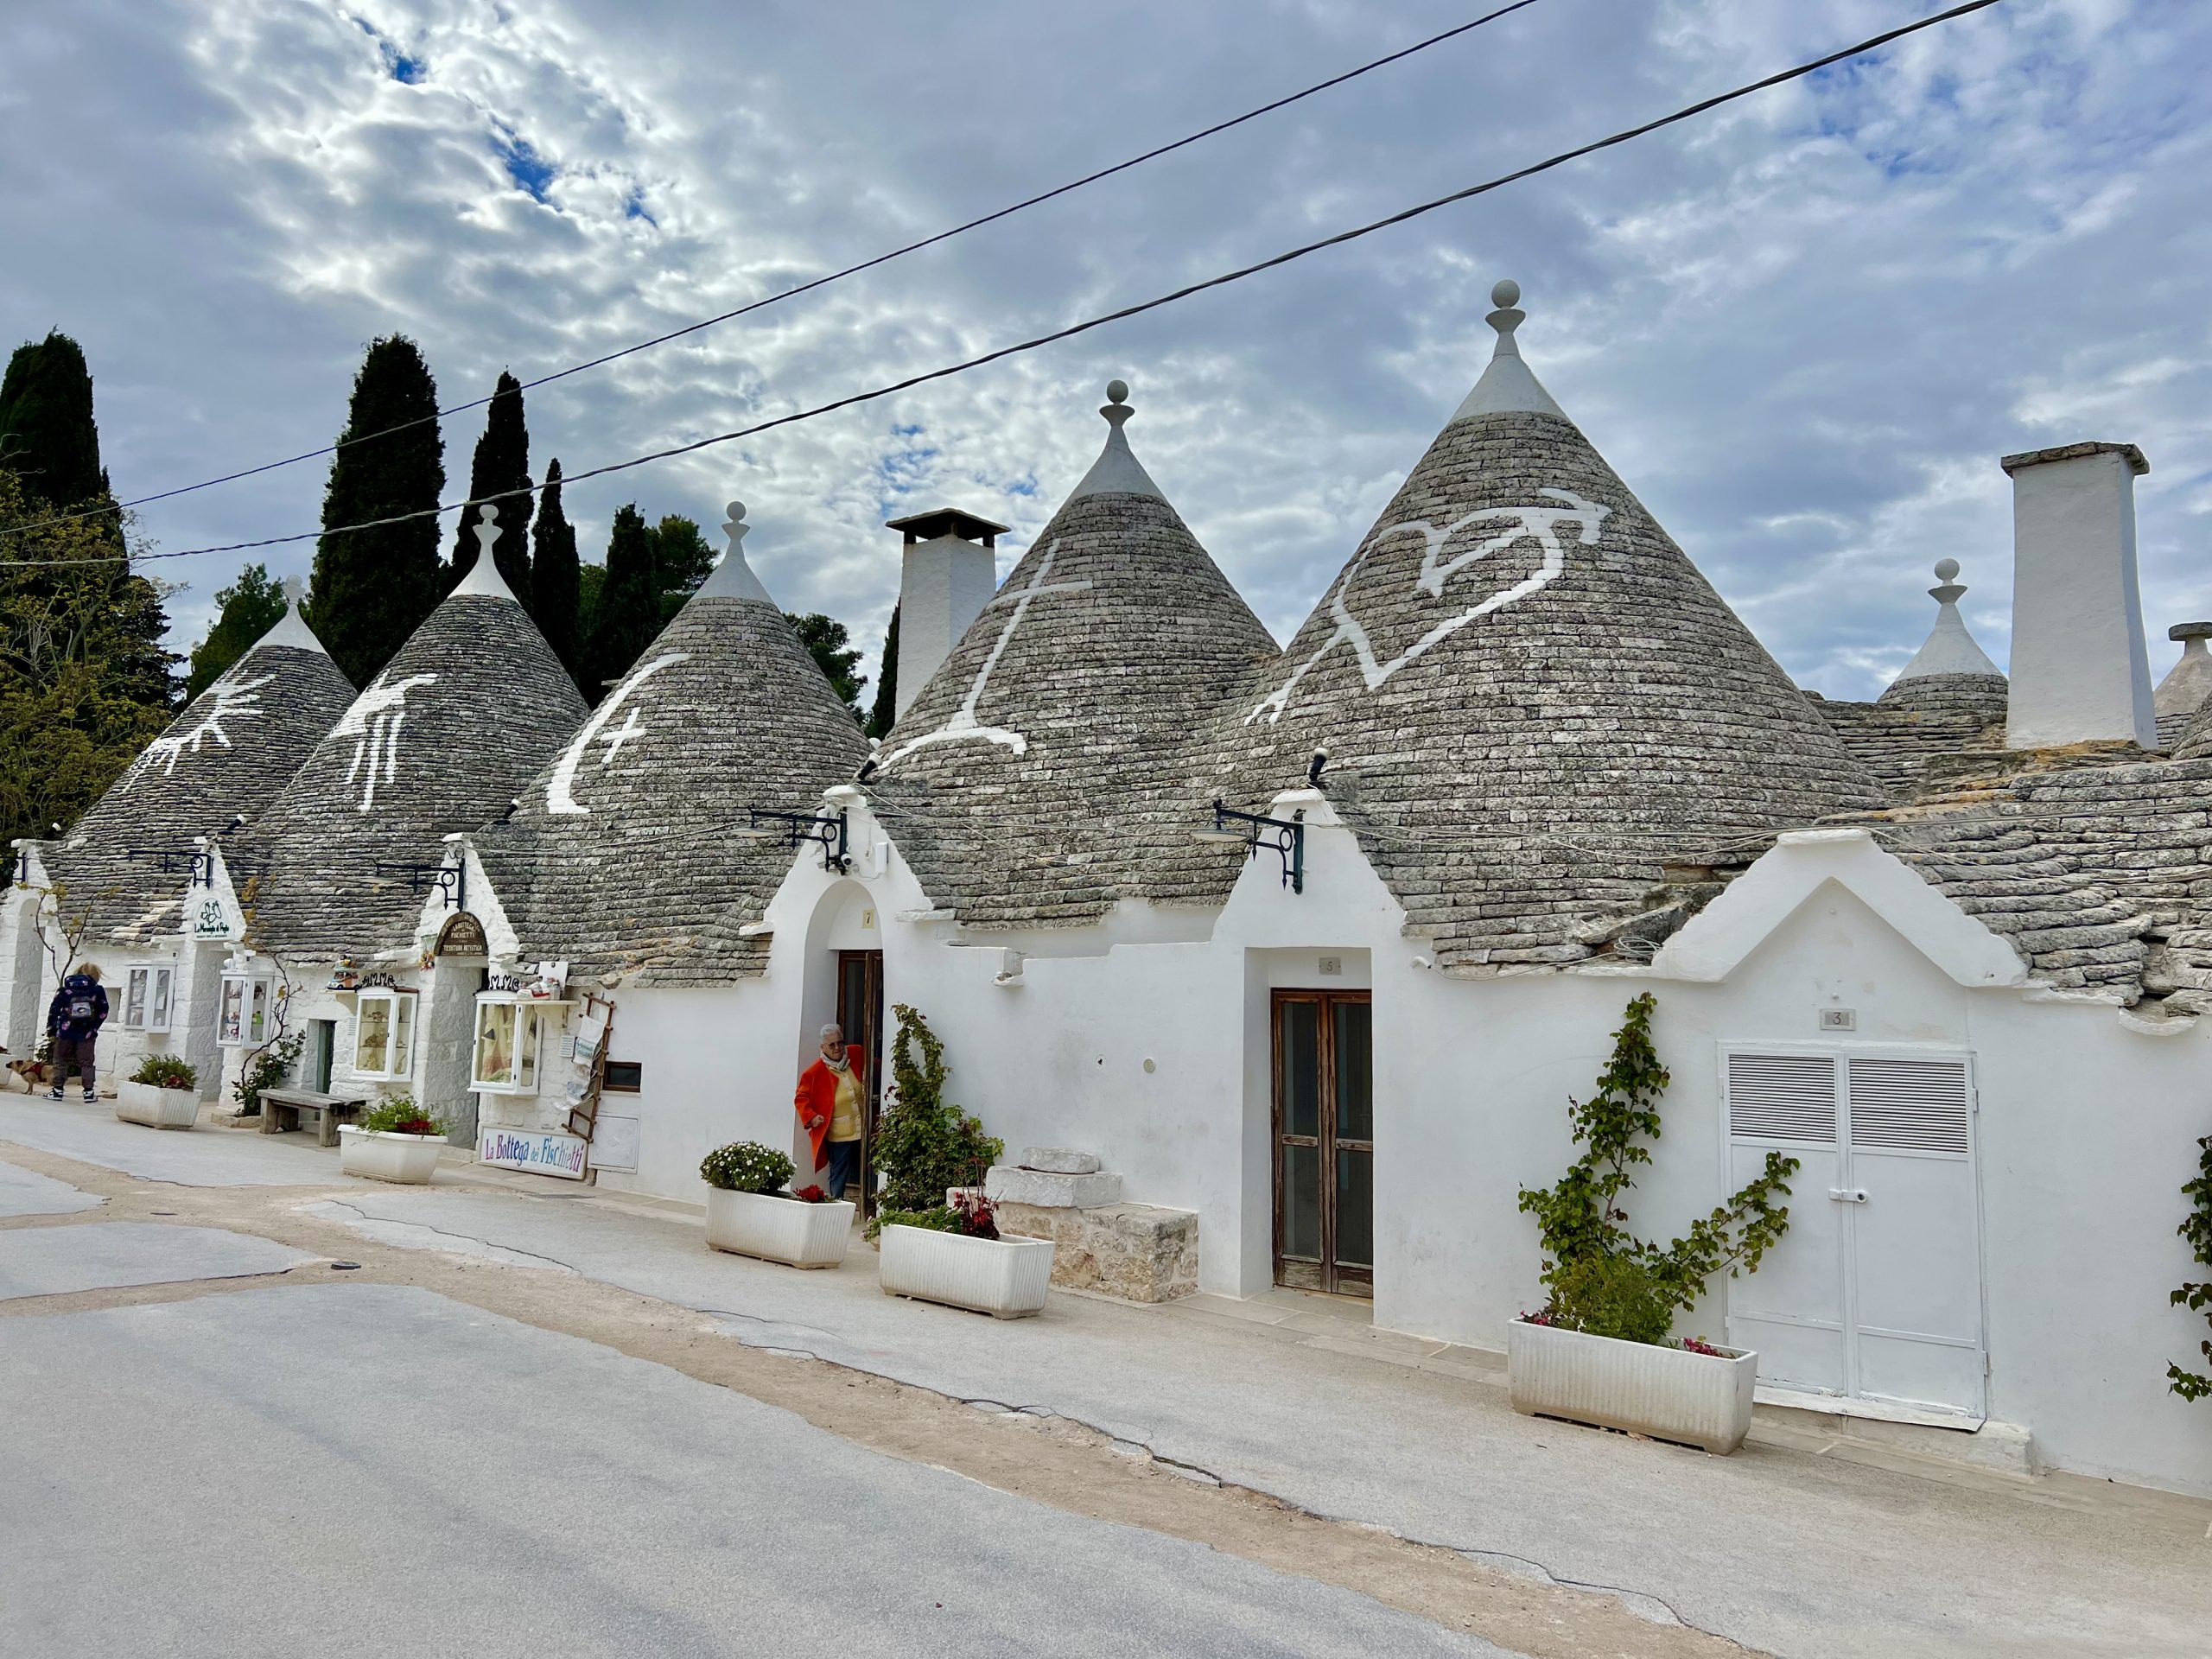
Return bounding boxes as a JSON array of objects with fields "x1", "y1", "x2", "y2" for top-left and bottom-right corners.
[{"x1": 2, "y1": 0, "x2": 2208, "y2": 701}]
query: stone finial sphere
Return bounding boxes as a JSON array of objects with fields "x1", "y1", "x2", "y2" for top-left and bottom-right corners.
[
  {"x1": 725, "y1": 500, "x2": 747, "y2": 524},
  {"x1": 1934, "y1": 558, "x2": 1961, "y2": 582},
  {"x1": 1107, "y1": 379, "x2": 1129, "y2": 404},
  {"x1": 1491, "y1": 279, "x2": 1521, "y2": 308}
]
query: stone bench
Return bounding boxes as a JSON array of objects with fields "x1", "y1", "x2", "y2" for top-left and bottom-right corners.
[
  {"x1": 259, "y1": 1087, "x2": 368, "y2": 1147},
  {"x1": 985, "y1": 1147, "x2": 1198, "y2": 1304}
]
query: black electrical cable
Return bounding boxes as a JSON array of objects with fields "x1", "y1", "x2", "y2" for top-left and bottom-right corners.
[
  {"x1": 5, "y1": 1, "x2": 1554, "y2": 536},
  {"x1": 6, "y1": 0, "x2": 2007, "y2": 570}
]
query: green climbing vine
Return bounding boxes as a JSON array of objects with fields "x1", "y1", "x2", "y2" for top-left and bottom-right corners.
[
  {"x1": 2168, "y1": 1132, "x2": 2212, "y2": 1402},
  {"x1": 1517, "y1": 992, "x2": 1801, "y2": 1341}
]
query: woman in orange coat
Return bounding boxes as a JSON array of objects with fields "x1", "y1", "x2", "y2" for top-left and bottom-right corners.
[{"x1": 795, "y1": 1022, "x2": 868, "y2": 1199}]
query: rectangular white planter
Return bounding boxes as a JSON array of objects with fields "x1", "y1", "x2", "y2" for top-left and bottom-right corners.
[
  {"x1": 337, "y1": 1126, "x2": 444, "y2": 1184},
  {"x1": 704, "y1": 1187, "x2": 855, "y2": 1268},
  {"x1": 878, "y1": 1224, "x2": 1054, "y2": 1319},
  {"x1": 1507, "y1": 1319, "x2": 1758, "y2": 1455},
  {"x1": 115, "y1": 1080, "x2": 198, "y2": 1130}
]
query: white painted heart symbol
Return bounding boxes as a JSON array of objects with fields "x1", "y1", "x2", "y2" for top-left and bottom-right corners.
[{"x1": 1249, "y1": 488, "x2": 1609, "y2": 724}]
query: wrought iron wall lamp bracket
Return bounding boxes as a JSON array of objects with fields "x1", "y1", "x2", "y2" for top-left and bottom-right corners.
[{"x1": 1202, "y1": 799, "x2": 1306, "y2": 894}]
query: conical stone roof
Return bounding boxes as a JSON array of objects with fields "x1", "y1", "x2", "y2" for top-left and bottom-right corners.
[
  {"x1": 1877, "y1": 558, "x2": 2007, "y2": 722},
  {"x1": 474, "y1": 505, "x2": 873, "y2": 983},
  {"x1": 866, "y1": 382, "x2": 1280, "y2": 926},
  {"x1": 1162, "y1": 281, "x2": 1885, "y2": 969},
  {"x1": 46, "y1": 582, "x2": 356, "y2": 947},
  {"x1": 238, "y1": 510, "x2": 588, "y2": 960}
]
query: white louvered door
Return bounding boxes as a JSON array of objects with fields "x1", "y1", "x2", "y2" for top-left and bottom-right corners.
[{"x1": 1722, "y1": 1046, "x2": 1985, "y2": 1417}]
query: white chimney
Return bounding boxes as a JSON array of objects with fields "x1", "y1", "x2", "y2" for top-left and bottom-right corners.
[
  {"x1": 2002, "y1": 441, "x2": 2155, "y2": 750},
  {"x1": 887, "y1": 507, "x2": 1006, "y2": 721}
]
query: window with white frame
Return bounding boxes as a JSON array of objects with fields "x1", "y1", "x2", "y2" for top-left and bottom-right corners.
[
  {"x1": 122, "y1": 965, "x2": 175, "y2": 1033},
  {"x1": 218, "y1": 970, "x2": 277, "y2": 1046},
  {"x1": 472, "y1": 999, "x2": 544, "y2": 1094},
  {"x1": 352, "y1": 989, "x2": 417, "y2": 1081}
]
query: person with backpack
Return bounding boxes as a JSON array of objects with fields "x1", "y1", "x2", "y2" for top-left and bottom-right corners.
[{"x1": 48, "y1": 963, "x2": 109, "y2": 1103}]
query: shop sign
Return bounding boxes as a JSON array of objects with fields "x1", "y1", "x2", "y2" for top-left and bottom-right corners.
[
  {"x1": 193, "y1": 898, "x2": 232, "y2": 938},
  {"x1": 477, "y1": 1127, "x2": 588, "y2": 1180}
]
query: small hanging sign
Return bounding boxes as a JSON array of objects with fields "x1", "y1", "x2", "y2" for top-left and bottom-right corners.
[{"x1": 477, "y1": 1126, "x2": 588, "y2": 1180}]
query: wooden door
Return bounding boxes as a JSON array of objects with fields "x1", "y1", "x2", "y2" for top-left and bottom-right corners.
[
  {"x1": 1273, "y1": 990, "x2": 1373, "y2": 1296},
  {"x1": 836, "y1": 950, "x2": 886, "y2": 1217}
]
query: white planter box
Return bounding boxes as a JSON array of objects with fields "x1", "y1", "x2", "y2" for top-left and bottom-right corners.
[
  {"x1": 337, "y1": 1127, "x2": 444, "y2": 1184},
  {"x1": 1507, "y1": 1319, "x2": 1758, "y2": 1455},
  {"x1": 116, "y1": 1080, "x2": 199, "y2": 1130},
  {"x1": 704, "y1": 1187, "x2": 854, "y2": 1268},
  {"x1": 878, "y1": 1224, "x2": 1054, "y2": 1319}
]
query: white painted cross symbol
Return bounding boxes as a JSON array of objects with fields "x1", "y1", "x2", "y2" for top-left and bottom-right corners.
[
  {"x1": 544, "y1": 652, "x2": 691, "y2": 816},
  {"x1": 880, "y1": 541, "x2": 1092, "y2": 767},
  {"x1": 597, "y1": 709, "x2": 647, "y2": 765}
]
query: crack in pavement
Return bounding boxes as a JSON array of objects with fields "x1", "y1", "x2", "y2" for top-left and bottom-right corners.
[{"x1": 304, "y1": 1201, "x2": 583, "y2": 1275}]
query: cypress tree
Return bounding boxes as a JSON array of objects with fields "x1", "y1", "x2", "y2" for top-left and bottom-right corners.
[
  {"x1": 0, "y1": 331, "x2": 108, "y2": 509},
  {"x1": 448, "y1": 370, "x2": 532, "y2": 595},
  {"x1": 185, "y1": 563, "x2": 287, "y2": 699},
  {"x1": 581, "y1": 505, "x2": 660, "y2": 698},
  {"x1": 866, "y1": 605, "x2": 899, "y2": 738},
  {"x1": 531, "y1": 459, "x2": 582, "y2": 690},
  {"x1": 306, "y1": 336, "x2": 446, "y2": 687}
]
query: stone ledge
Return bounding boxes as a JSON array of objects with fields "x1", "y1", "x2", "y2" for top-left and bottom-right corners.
[
  {"x1": 1015, "y1": 1147, "x2": 1101, "y2": 1174},
  {"x1": 995, "y1": 1200, "x2": 1198, "y2": 1304},
  {"x1": 985, "y1": 1166, "x2": 1122, "y2": 1209}
]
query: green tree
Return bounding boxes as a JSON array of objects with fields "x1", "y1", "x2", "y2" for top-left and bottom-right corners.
[
  {"x1": 0, "y1": 332, "x2": 108, "y2": 511},
  {"x1": 867, "y1": 605, "x2": 899, "y2": 739},
  {"x1": 306, "y1": 336, "x2": 446, "y2": 688},
  {"x1": 448, "y1": 370, "x2": 531, "y2": 595},
  {"x1": 649, "y1": 514, "x2": 715, "y2": 622},
  {"x1": 787, "y1": 613, "x2": 867, "y2": 722},
  {"x1": 576, "y1": 561, "x2": 606, "y2": 638},
  {"x1": 185, "y1": 563, "x2": 287, "y2": 699},
  {"x1": 0, "y1": 470, "x2": 180, "y2": 843},
  {"x1": 2170, "y1": 1133, "x2": 2212, "y2": 1401},
  {"x1": 874, "y1": 1003, "x2": 1002, "y2": 1212},
  {"x1": 580, "y1": 504, "x2": 659, "y2": 698},
  {"x1": 531, "y1": 458, "x2": 583, "y2": 690}
]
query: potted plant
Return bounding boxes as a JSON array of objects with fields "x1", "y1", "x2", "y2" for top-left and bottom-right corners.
[
  {"x1": 702, "y1": 1141, "x2": 853, "y2": 1268},
  {"x1": 118, "y1": 1054, "x2": 200, "y2": 1129},
  {"x1": 1509, "y1": 994, "x2": 1798, "y2": 1455},
  {"x1": 877, "y1": 1191, "x2": 1053, "y2": 1319},
  {"x1": 337, "y1": 1096, "x2": 450, "y2": 1183}
]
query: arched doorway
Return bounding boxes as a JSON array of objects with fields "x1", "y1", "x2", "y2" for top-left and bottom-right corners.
[
  {"x1": 804, "y1": 882, "x2": 884, "y2": 1214},
  {"x1": 426, "y1": 912, "x2": 490, "y2": 1145}
]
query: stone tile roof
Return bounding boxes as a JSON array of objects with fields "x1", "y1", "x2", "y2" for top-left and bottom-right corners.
[
  {"x1": 866, "y1": 386, "x2": 1280, "y2": 928},
  {"x1": 45, "y1": 605, "x2": 355, "y2": 949},
  {"x1": 1811, "y1": 687, "x2": 2006, "y2": 799},
  {"x1": 234, "y1": 566, "x2": 586, "y2": 963},
  {"x1": 1154, "y1": 286, "x2": 1884, "y2": 972},
  {"x1": 471, "y1": 510, "x2": 871, "y2": 984}
]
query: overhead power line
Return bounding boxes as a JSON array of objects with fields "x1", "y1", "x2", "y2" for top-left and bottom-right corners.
[
  {"x1": 5, "y1": 0, "x2": 2006, "y2": 572},
  {"x1": 6, "y1": 0, "x2": 1553, "y2": 537}
]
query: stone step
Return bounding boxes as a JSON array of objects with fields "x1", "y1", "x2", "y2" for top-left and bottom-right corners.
[
  {"x1": 1016, "y1": 1147, "x2": 1102, "y2": 1174},
  {"x1": 985, "y1": 1165, "x2": 1122, "y2": 1209}
]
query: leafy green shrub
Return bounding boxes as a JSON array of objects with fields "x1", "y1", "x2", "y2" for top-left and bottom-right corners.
[
  {"x1": 359, "y1": 1096, "x2": 449, "y2": 1136},
  {"x1": 874, "y1": 1003, "x2": 1001, "y2": 1212},
  {"x1": 2169, "y1": 1132, "x2": 2212, "y2": 1401},
  {"x1": 1544, "y1": 1252, "x2": 1674, "y2": 1345},
  {"x1": 1516, "y1": 993, "x2": 1798, "y2": 1346},
  {"x1": 869, "y1": 1190, "x2": 1000, "y2": 1243},
  {"x1": 130, "y1": 1053, "x2": 197, "y2": 1090},
  {"x1": 701, "y1": 1140, "x2": 795, "y2": 1195},
  {"x1": 873, "y1": 1205, "x2": 957, "y2": 1237},
  {"x1": 232, "y1": 1029, "x2": 302, "y2": 1118}
]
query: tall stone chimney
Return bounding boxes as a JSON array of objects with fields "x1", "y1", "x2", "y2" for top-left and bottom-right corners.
[
  {"x1": 886, "y1": 507, "x2": 1007, "y2": 721},
  {"x1": 2001, "y1": 441, "x2": 2155, "y2": 750}
]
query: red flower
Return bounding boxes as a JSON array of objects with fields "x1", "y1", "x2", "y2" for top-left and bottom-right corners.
[{"x1": 793, "y1": 1185, "x2": 829, "y2": 1205}]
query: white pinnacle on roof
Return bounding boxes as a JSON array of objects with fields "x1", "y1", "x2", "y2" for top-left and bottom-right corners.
[
  {"x1": 1067, "y1": 379, "x2": 1166, "y2": 501},
  {"x1": 2157, "y1": 621, "x2": 2212, "y2": 719},
  {"x1": 692, "y1": 501, "x2": 776, "y2": 605},
  {"x1": 254, "y1": 574, "x2": 330, "y2": 655},
  {"x1": 1452, "y1": 279, "x2": 1568, "y2": 422},
  {"x1": 1892, "y1": 558, "x2": 2003, "y2": 683},
  {"x1": 451, "y1": 502, "x2": 523, "y2": 601}
]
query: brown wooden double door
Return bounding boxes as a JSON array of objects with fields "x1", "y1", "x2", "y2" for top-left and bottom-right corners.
[
  {"x1": 836, "y1": 950, "x2": 886, "y2": 1217},
  {"x1": 1273, "y1": 990, "x2": 1373, "y2": 1296}
]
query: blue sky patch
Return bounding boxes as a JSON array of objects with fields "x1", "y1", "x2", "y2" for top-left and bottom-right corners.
[
  {"x1": 353, "y1": 17, "x2": 426, "y2": 84},
  {"x1": 492, "y1": 122, "x2": 557, "y2": 205}
]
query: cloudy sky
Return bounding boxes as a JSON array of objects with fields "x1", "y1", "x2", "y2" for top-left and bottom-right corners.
[{"x1": 2, "y1": 0, "x2": 2205, "y2": 699}]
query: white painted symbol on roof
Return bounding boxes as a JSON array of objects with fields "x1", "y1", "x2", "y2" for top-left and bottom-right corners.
[
  {"x1": 121, "y1": 673, "x2": 276, "y2": 789},
  {"x1": 544, "y1": 652, "x2": 691, "y2": 816},
  {"x1": 879, "y1": 541, "x2": 1092, "y2": 768},
  {"x1": 1249, "y1": 488, "x2": 1609, "y2": 724},
  {"x1": 333, "y1": 671, "x2": 438, "y2": 812}
]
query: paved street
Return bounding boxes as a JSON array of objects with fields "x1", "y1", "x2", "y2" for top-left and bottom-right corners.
[{"x1": 5, "y1": 1096, "x2": 2209, "y2": 1658}]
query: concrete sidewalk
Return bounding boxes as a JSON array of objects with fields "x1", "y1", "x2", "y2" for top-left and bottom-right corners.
[{"x1": 297, "y1": 1179, "x2": 2212, "y2": 1659}]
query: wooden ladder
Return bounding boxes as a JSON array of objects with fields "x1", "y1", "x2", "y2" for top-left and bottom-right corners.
[{"x1": 564, "y1": 991, "x2": 615, "y2": 1142}]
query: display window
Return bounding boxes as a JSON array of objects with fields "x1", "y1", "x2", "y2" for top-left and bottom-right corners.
[
  {"x1": 121, "y1": 965, "x2": 175, "y2": 1033},
  {"x1": 353, "y1": 989, "x2": 417, "y2": 1081},
  {"x1": 218, "y1": 971, "x2": 277, "y2": 1046},
  {"x1": 472, "y1": 999, "x2": 545, "y2": 1093}
]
